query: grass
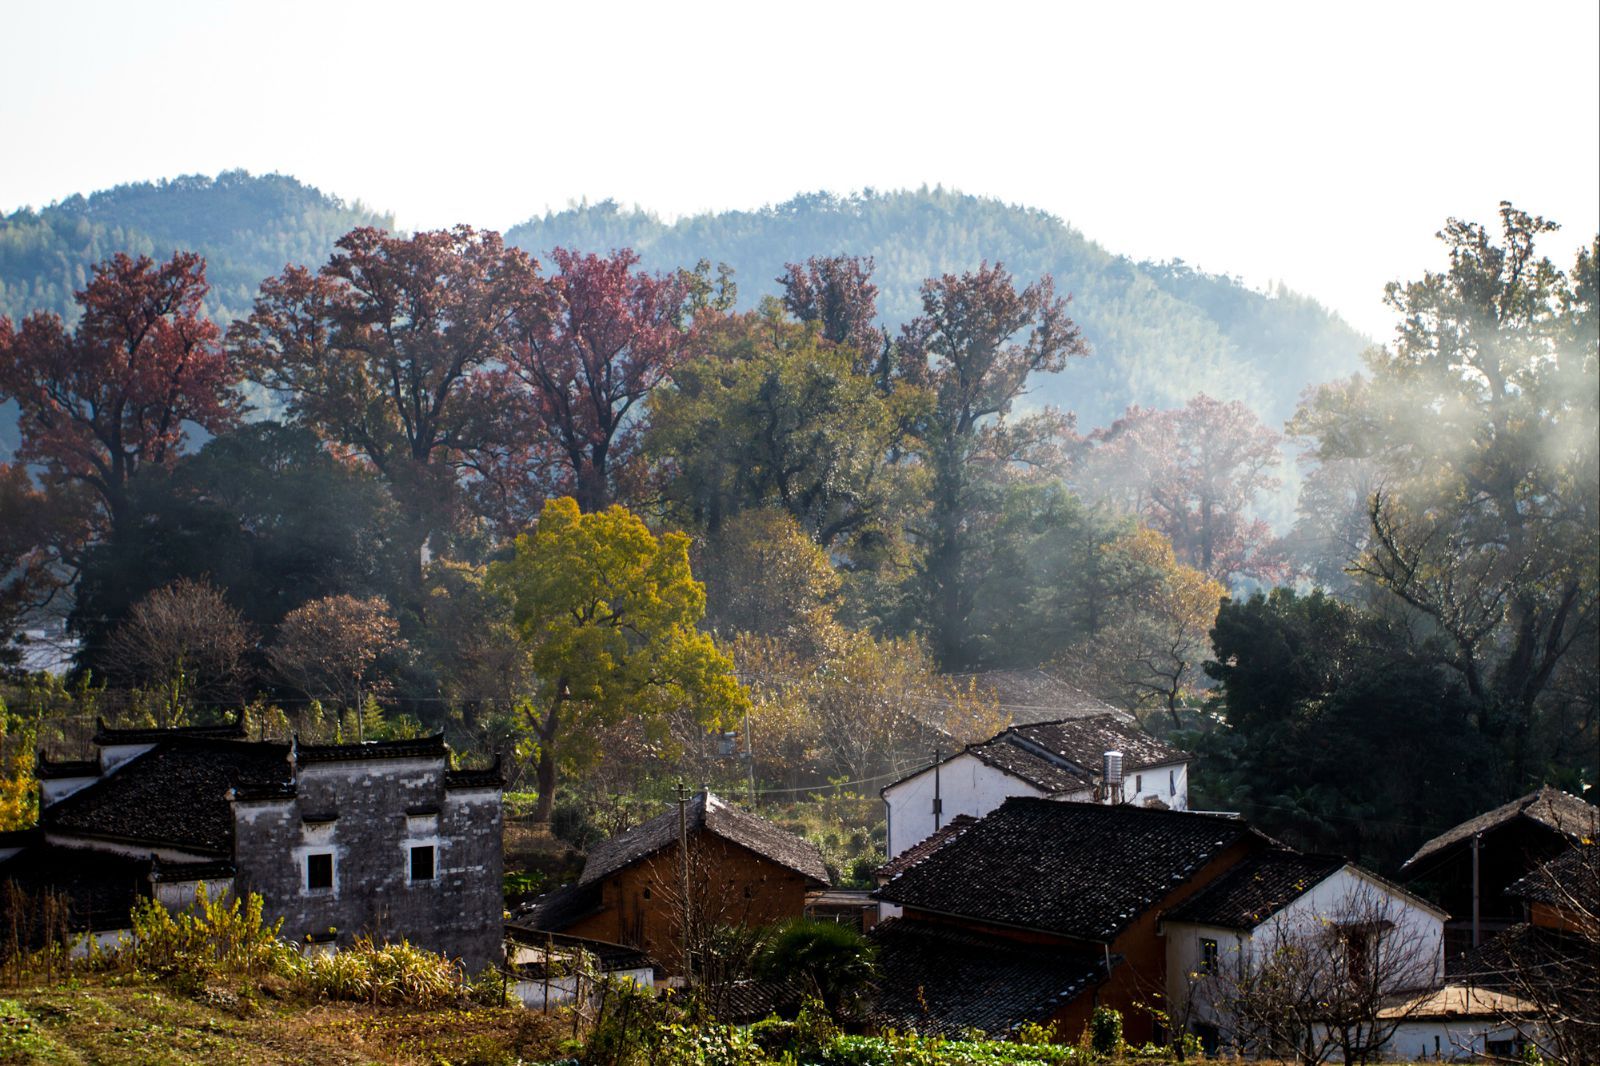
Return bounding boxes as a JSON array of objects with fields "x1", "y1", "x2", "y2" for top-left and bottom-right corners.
[{"x1": 0, "y1": 975, "x2": 568, "y2": 1065}]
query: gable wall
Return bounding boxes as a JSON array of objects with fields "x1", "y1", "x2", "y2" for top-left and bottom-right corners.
[
  {"x1": 230, "y1": 758, "x2": 503, "y2": 970},
  {"x1": 563, "y1": 830, "x2": 814, "y2": 973},
  {"x1": 884, "y1": 754, "x2": 1045, "y2": 858}
]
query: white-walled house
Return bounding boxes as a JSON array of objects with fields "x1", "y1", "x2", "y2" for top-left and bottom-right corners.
[
  {"x1": 881, "y1": 715, "x2": 1191, "y2": 859},
  {"x1": 1161, "y1": 851, "x2": 1457, "y2": 1057}
]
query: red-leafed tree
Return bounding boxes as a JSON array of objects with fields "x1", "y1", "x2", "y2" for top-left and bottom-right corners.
[
  {"x1": 778, "y1": 255, "x2": 887, "y2": 375},
  {"x1": 899, "y1": 262, "x2": 1089, "y2": 667},
  {"x1": 228, "y1": 226, "x2": 545, "y2": 582},
  {"x1": 1072, "y1": 394, "x2": 1282, "y2": 582},
  {"x1": 504, "y1": 248, "x2": 693, "y2": 513},
  {"x1": 0, "y1": 252, "x2": 243, "y2": 535}
]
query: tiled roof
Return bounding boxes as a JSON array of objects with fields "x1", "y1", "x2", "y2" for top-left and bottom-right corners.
[
  {"x1": 1162, "y1": 851, "x2": 1344, "y2": 929},
  {"x1": 580, "y1": 792, "x2": 829, "y2": 886},
  {"x1": 1010, "y1": 717, "x2": 1190, "y2": 772},
  {"x1": 504, "y1": 925, "x2": 655, "y2": 973},
  {"x1": 877, "y1": 798, "x2": 1258, "y2": 942},
  {"x1": 93, "y1": 719, "x2": 247, "y2": 745},
  {"x1": 868, "y1": 918, "x2": 1109, "y2": 1036},
  {"x1": 0, "y1": 843, "x2": 150, "y2": 932},
  {"x1": 889, "y1": 715, "x2": 1191, "y2": 797},
  {"x1": 149, "y1": 859, "x2": 237, "y2": 884},
  {"x1": 44, "y1": 739, "x2": 293, "y2": 855},
  {"x1": 295, "y1": 734, "x2": 447, "y2": 763},
  {"x1": 877, "y1": 815, "x2": 978, "y2": 881},
  {"x1": 1505, "y1": 846, "x2": 1597, "y2": 911},
  {"x1": 1403, "y1": 787, "x2": 1598, "y2": 872},
  {"x1": 515, "y1": 881, "x2": 604, "y2": 932},
  {"x1": 444, "y1": 754, "x2": 505, "y2": 790}
]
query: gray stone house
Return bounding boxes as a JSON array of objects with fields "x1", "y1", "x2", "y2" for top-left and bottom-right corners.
[{"x1": 2, "y1": 720, "x2": 504, "y2": 970}]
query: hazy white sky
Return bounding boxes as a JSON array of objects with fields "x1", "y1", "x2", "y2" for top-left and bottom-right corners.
[{"x1": 3, "y1": 0, "x2": 1596, "y2": 338}]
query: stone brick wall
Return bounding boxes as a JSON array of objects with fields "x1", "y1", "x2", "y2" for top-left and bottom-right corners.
[{"x1": 231, "y1": 756, "x2": 503, "y2": 971}]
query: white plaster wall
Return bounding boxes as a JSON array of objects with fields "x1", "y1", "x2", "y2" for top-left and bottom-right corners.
[
  {"x1": 97, "y1": 743, "x2": 155, "y2": 774},
  {"x1": 155, "y1": 878, "x2": 235, "y2": 910},
  {"x1": 1383, "y1": 1020, "x2": 1532, "y2": 1062},
  {"x1": 1120, "y1": 761, "x2": 1188, "y2": 810},
  {"x1": 1261, "y1": 867, "x2": 1445, "y2": 990},
  {"x1": 515, "y1": 966, "x2": 653, "y2": 1009},
  {"x1": 883, "y1": 754, "x2": 1045, "y2": 857},
  {"x1": 41, "y1": 775, "x2": 102, "y2": 806},
  {"x1": 1164, "y1": 921, "x2": 1247, "y2": 1033}
]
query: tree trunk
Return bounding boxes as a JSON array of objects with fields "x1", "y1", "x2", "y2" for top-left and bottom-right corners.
[{"x1": 533, "y1": 693, "x2": 563, "y2": 823}]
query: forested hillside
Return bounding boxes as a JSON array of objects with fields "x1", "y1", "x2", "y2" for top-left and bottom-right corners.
[
  {"x1": 0, "y1": 171, "x2": 390, "y2": 325},
  {"x1": 506, "y1": 190, "x2": 1370, "y2": 428}
]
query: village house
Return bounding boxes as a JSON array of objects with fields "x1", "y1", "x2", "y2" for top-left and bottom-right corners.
[
  {"x1": 1160, "y1": 849, "x2": 1449, "y2": 1056},
  {"x1": 870, "y1": 797, "x2": 1275, "y2": 1042},
  {"x1": 881, "y1": 714, "x2": 1191, "y2": 860},
  {"x1": 515, "y1": 790, "x2": 829, "y2": 974},
  {"x1": 1399, "y1": 786, "x2": 1597, "y2": 967},
  {"x1": 0, "y1": 720, "x2": 505, "y2": 970}
]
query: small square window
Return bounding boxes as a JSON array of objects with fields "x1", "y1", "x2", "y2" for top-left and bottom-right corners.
[
  {"x1": 410, "y1": 845, "x2": 436, "y2": 882},
  {"x1": 307, "y1": 852, "x2": 333, "y2": 891},
  {"x1": 1200, "y1": 937, "x2": 1219, "y2": 975}
]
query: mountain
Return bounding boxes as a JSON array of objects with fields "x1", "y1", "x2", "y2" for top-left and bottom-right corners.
[
  {"x1": 1, "y1": 174, "x2": 1367, "y2": 454},
  {"x1": 0, "y1": 170, "x2": 391, "y2": 327},
  {"x1": 506, "y1": 189, "x2": 1371, "y2": 430}
]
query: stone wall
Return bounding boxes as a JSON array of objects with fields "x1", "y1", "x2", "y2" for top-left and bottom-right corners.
[{"x1": 231, "y1": 755, "x2": 503, "y2": 971}]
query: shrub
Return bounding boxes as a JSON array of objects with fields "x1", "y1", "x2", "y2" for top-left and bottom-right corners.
[
  {"x1": 1088, "y1": 1007, "x2": 1122, "y2": 1057},
  {"x1": 304, "y1": 936, "x2": 461, "y2": 1006},
  {"x1": 124, "y1": 884, "x2": 300, "y2": 986}
]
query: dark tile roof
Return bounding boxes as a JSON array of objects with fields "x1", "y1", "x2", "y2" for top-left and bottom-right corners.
[
  {"x1": 1505, "y1": 845, "x2": 1597, "y2": 912},
  {"x1": 868, "y1": 918, "x2": 1109, "y2": 1037},
  {"x1": 1010, "y1": 717, "x2": 1190, "y2": 773},
  {"x1": 93, "y1": 718, "x2": 247, "y2": 745},
  {"x1": 1403, "y1": 787, "x2": 1599, "y2": 872},
  {"x1": 1454, "y1": 922, "x2": 1594, "y2": 999},
  {"x1": 877, "y1": 798, "x2": 1259, "y2": 942},
  {"x1": 149, "y1": 859, "x2": 237, "y2": 884},
  {"x1": 877, "y1": 815, "x2": 978, "y2": 881},
  {"x1": 0, "y1": 843, "x2": 150, "y2": 932},
  {"x1": 1162, "y1": 851, "x2": 1344, "y2": 929},
  {"x1": 444, "y1": 754, "x2": 505, "y2": 790},
  {"x1": 295, "y1": 733, "x2": 447, "y2": 763},
  {"x1": 580, "y1": 792, "x2": 830, "y2": 886},
  {"x1": 515, "y1": 881, "x2": 605, "y2": 932},
  {"x1": 888, "y1": 715, "x2": 1191, "y2": 797},
  {"x1": 965, "y1": 734, "x2": 1093, "y2": 793},
  {"x1": 44, "y1": 739, "x2": 293, "y2": 856}
]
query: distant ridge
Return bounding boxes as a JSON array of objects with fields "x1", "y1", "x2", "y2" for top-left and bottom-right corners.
[{"x1": 1, "y1": 174, "x2": 1365, "y2": 449}]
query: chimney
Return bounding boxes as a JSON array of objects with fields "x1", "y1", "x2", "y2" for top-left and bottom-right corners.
[{"x1": 1101, "y1": 750, "x2": 1123, "y2": 804}]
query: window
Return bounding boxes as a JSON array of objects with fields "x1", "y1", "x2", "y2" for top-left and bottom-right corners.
[
  {"x1": 1199, "y1": 937, "x2": 1219, "y2": 975},
  {"x1": 1169, "y1": 769, "x2": 1176, "y2": 796},
  {"x1": 1135, "y1": 774, "x2": 1142, "y2": 793},
  {"x1": 410, "y1": 845, "x2": 436, "y2": 882},
  {"x1": 307, "y1": 852, "x2": 333, "y2": 891}
]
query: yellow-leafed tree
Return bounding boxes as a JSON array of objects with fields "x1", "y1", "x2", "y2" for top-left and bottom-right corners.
[{"x1": 490, "y1": 497, "x2": 749, "y2": 822}]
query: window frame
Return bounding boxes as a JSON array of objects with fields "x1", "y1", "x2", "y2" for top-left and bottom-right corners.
[
  {"x1": 306, "y1": 851, "x2": 334, "y2": 893},
  {"x1": 409, "y1": 844, "x2": 437, "y2": 883}
]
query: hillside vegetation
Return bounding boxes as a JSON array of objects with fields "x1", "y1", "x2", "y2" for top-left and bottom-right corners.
[{"x1": 507, "y1": 190, "x2": 1370, "y2": 428}]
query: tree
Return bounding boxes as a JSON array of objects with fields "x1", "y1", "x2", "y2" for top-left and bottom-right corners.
[
  {"x1": 1215, "y1": 881, "x2": 1442, "y2": 1065},
  {"x1": 1292, "y1": 205, "x2": 1599, "y2": 789},
  {"x1": 103, "y1": 578, "x2": 252, "y2": 725},
  {"x1": 757, "y1": 918, "x2": 878, "y2": 1019},
  {"x1": 697, "y1": 508, "x2": 841, "y2": 650},
  {"x1": 501, "y1": 248, "x2": 694, "y2": 514},
  {"x1": 1062, "y1": 527, "x2": 1226, "y2": 727},
  {"x1": 777, "y1": 255, "x2": 888, "y2": 377},
  {"x1": 1071, "y1": 394, "x2": 1282, "y2": 583},
  {"x1": 649, "y1": 304, "x2": 920, "y2": 551},
  {"x1": 68, "y1": 422, "x2": 402, "y2": 678},
  {"x1": 268, "y1": 594, "x2": 405, "y2": 718},
  {"x1": 229, "y1": 226, "x2": 543, "y2": 586},
  {"x1": 898, "y1": 262, "x2": 1089, "y2": 666},
  {"x1": 1201, "y1": 589, "x2": 1496, "y2": 868},
  {"x1": 0, "y1": 464, "x2": 71, "y2": 666},
  {"x1": 488, "y1": 497, "x2": 748, "y2": 822},
  {"x1": 0, "y1": 251, "x2": 244, "y2": 537}
]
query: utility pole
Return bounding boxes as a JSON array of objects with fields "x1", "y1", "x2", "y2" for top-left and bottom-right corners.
[
  {"x1": 932, "y1": 747, "x2": 943, "y2": 832},
  {"x1": 674, "y1": 780, "x2": 692, "y2": 983},
  {"x1": 1471, "y1": 831, "x2": 1482, "y2": 948},
  {"x1": 745, "y1": 713, "x2": 756, "y2": 809}
]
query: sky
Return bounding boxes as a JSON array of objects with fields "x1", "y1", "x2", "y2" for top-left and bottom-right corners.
[{"x1": 2, "y1": 0, "x2": 1596, "y2": 339}]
